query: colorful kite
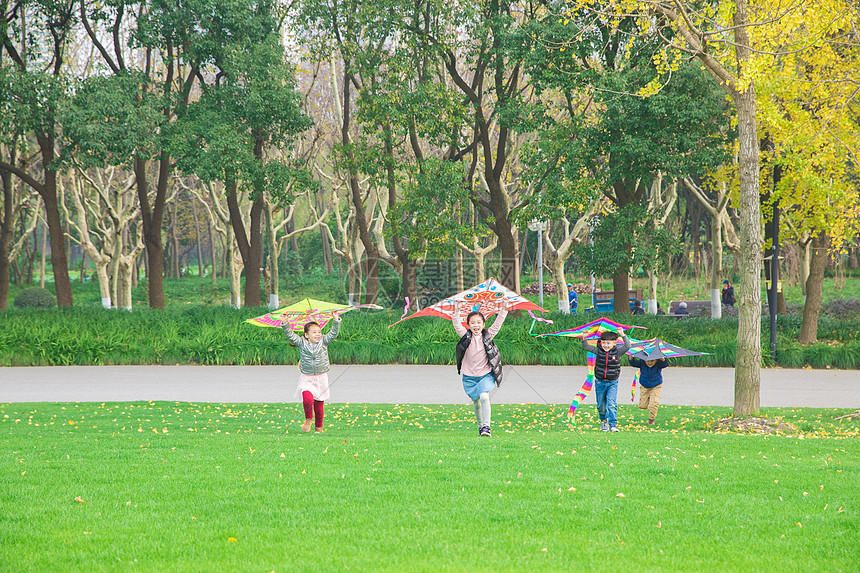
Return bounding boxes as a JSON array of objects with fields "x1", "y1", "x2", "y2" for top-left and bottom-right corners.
[
  {"x1": 533, "y1": 317, "x2": 638, "y2": 340},
  {"x1": 533, "y1": 317, "x2": 643, "y2": 423},
  {"x1": 630, "y1": 371, "x2": 640, "y2": 402},
  {"x1": 626, "y1": 338, "x2": 710, "y2": 401},
  {"x1": 389, "y1": 278, "x2": 545, "y2": 328},
  {"x1": 626, "y1": 338, "x2": 711, "y2": 361},
  {"x1": 246, "y1": 298, "x2": 380, "y2": 331}
]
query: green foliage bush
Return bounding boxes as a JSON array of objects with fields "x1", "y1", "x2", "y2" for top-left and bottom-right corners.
[
  {"x1": 13, "y1": 287, "x2": 56, "y2": 308},
  {"x1": 1, "y1": 305, "x2": 859, "y2": 368}
]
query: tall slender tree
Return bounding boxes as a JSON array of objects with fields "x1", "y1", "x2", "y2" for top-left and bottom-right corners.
[{"x1": 0, "y1": 1, "x2": 77, "y2": 306}]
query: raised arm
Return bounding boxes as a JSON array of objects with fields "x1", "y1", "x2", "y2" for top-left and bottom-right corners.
[
  {"x1": 616, "y1": 332, "x2": 631, "y2": 354},
  {"x1": 322, "y1": 316, "x2": 341, "y2": 345},
  {"x1": 282, "y1": 325, "x2": 302, "y2": 346},
  {"x1": 486, "y1": 299, "x2": 509, "y2": 339},
  {"x1": 581, "y1": 337, "x2": 599, "y2": 353},
  {"x1": 452, "y1": 300, "x2": 467, "y2": 337}
]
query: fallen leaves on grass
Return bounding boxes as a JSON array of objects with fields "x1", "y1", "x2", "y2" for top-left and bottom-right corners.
[{"x1": 710, "y1": 417, "x2": 798, "y2": 435}]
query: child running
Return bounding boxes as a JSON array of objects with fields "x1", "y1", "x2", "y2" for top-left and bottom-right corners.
[
  {"x1": 283, "y1": 315, "x2": 341, "y2": 432},
  {"x1": 453, "y1": 299, "x2": 508, "y2": 437},
  {"x1": 628, "y1": 356, "x2": 668, "y2": 425},
  {"x1": 581, "y1": 330, "x2": 630, "y2": 432}
]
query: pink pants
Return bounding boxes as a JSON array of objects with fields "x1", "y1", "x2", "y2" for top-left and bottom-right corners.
[{"x1": 302, "y1": 391, "x2": 324, "y2": 429}]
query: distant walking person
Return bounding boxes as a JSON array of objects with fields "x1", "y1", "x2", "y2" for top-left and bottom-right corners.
[
  {"x1": 567, "y1": 283, "x2": 578, "y2": 313},
  {"x1": 283, "y1": 316, "x2": 341, "y2": 432},
  {"x1": 721, "y1": 279, "x2": 735, "y2": 307},
  {"x1": 453, "y1": 299, "x2": 508, "y2": 437}
]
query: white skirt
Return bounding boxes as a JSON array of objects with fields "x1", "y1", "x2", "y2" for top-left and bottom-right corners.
[{"x1": 294, "y1": 372, "x2": 330, "y2": 402}]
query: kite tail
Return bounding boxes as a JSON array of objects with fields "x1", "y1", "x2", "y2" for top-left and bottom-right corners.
[
  {"x1": 568, "y1": 353, "x2": 596, "y2": 424},
  {"x1": 527, "y1": 310, "x2": 553, "y2": 325},
  {"x1": 631, "y1": 371, "x2": 640, "y2": 402}
]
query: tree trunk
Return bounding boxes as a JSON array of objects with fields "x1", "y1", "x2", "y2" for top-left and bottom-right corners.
[
  {"x1": 118, "y1": 259, "x2": 133, "y2": 310},
  {"x1": 209, "y1": 219, "x2": 217, "y2": 285},
  {"x1": 264, "y1": 199, "x2": 279, "y2": 309},
  {"x1": 732, "y1": 65, "x2": 762, "y2": 417},
  {"x1": 612, "y1": 263, "x2": 629, "y2": 314},
  {"x1": 549, "y1": 257, "x2": 569, "y2": 313},
  {"x1": 135, "y1": 156, "x2": 167, "y2": 309},
  {"x1": 95, "y1": 260, "x2": 112, "y2": 309},
  {"x1": 110, "y1": 232, "x2": 122, "y2": 308},
  {"x1": 192, "y1": 198, "x2": 204, "y2": 278},
  {"x1": 320, "y1": 221, "x2": 332, "y2": 274},
  {"x1": 710, "y1": 213, "x2": 723, "y2": 318},
  {"x1": 36, "y1": 136, "x2": 73, "y2": 306},
  {"x1": 224, "y1": 225, "x2": 242, "y2": 308},
  {"x1": 39, "y1": 222, "x2": 47, "y2": 289},
  {"x1": 799, "y1": 231, "x2": 829, "y2": 343},
  {"x1": 0, "y1": 169, "x2": 13, "y2": 310},
  {"x1": 456, "y1": 246, "x2": 464, "y2": 291},
  {"x1": 647, "y1": 270, "x2": 658, "y2": 315},
  {"x1": 226, "y1": 178, "x2": 264, "y2": 308},
  {"x1": 487, "y1": 177, "x2": 520, "y2": 293},
  {"x1": 171, "y1": 203, "x2": 181, "y2": 278},
  {"x1": 800, "y1": 240, "x2": 811, "y2": 300}
]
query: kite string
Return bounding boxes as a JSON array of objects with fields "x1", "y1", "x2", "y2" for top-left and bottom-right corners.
[
  {"x1": 508, "y1": 363, "x2": 613, "y2": 466},
  {"x1": 225, "y1": 363, "x2": 355, "y2": 489},
  {"x1": 507, "y1": 365, "x2": 551, "y2": 405}
]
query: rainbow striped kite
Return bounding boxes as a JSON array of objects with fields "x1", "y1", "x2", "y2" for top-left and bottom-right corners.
[
  {"x1": 626, "y1": 338, "x2": 710, "y2": 401},
  {"x1": 626, "y1": 338, "x2": 711, "y2": 360},
  {"x1": 631, "y1": 371, "x2": 640, "y2": 402},
  {"x1": 534, "y1": 318, "x2": 643, "y2": 423}
]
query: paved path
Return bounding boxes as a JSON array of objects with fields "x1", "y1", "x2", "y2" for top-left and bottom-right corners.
[{"x1": 1, "y1": 365, "x2": 858, "y2": 407}]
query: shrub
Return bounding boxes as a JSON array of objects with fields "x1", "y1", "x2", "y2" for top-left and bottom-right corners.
[
  {"x1": 821, "y1": 298, "x2": 860, "y2": 319},
  {"x1": 13, "y1": 287, "x2": 56, "y2": 309}
]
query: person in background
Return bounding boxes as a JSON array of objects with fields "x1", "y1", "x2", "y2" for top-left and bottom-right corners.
[
  {"x1": 674, "y1": 301, "x2": 689, "y2": 315},
  {"x1": 567, "y1": 283, "x2": 578, "y2": 313},
  {"x1": 656, "y1": 302, "x2": 666, "y2": 316},
  {"x1": 721, "y1": 279, "x2": 736, "y2": 307},
  {"x1": 631, "y1": 300, "x2": 645, "y2": 315}
]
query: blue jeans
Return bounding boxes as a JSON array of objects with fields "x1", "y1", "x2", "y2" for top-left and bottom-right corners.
[{"x1": 595, "y1": 378, "x2": 619, "y2": 427}]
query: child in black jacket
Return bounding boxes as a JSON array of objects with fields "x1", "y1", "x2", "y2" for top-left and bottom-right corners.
[{"x1": 581, "y1": 330, "x2": 631, "y2": 432}]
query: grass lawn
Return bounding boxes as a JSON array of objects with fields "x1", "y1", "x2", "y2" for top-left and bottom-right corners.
[{"x1": 2, "y1": 402, "x2": 857, "y2": 572}]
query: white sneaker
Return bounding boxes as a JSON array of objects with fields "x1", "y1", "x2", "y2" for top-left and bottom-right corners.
[
  {"x1": 610, "y1": 426, "x2": 619, "y2": 432},
  {"x1": 601, "y1": 420, "x2": 609, "y2": 432}
]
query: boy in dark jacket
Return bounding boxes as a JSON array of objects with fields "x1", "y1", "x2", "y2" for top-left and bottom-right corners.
[
  {"x1": 581, "y1": 330, "x2": 630, "y2": 432},
  {"x1": 628, "y1": 356, "x2": 668, "y2": 425}
]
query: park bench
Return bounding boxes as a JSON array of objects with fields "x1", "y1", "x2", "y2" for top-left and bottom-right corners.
[
  {"x1": 668, "y1": 300, "x2": 712, "y2": 317},
  {"x1": 585, "y1": 289, "x2": 644, "y2": 313}
]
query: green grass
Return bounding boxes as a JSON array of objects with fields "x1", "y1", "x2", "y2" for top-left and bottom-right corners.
[{"x1": 1, "y1": 402, "x2": 858, "y2": 572}]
